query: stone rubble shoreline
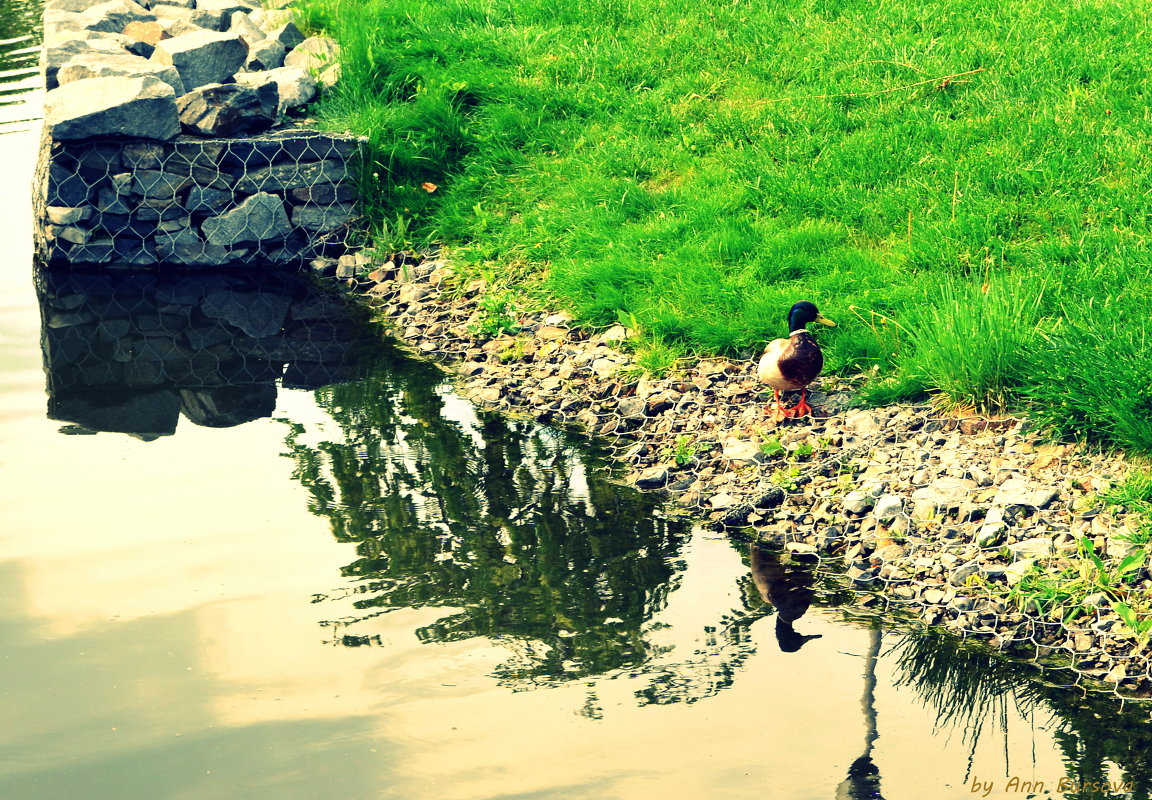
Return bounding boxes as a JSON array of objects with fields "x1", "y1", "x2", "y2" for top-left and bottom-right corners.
[{"x1": 315, "y1": 250, "x2": 1152, "y2": 697}]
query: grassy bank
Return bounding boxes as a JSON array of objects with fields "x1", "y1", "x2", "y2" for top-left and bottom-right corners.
[{"x1": 294, "y1": 0, "x2": 1152, "y2": 453}]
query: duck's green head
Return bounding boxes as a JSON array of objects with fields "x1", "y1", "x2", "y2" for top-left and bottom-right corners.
[{"x1": 788, "y1": 301, "x2": 836, "y2": 333}]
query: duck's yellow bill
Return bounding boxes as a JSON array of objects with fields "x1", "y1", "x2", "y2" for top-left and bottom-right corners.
[{"x1": 815, "y1": 314, "x2": 836, "y2": 327}]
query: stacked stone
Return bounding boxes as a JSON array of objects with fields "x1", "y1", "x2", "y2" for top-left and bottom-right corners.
[
  {"x1": 35, "y1": 0, "x2": 363, "y2": 270},
  {"x1": 37, "y1": 269, "x2": 374, "y2": 438}
]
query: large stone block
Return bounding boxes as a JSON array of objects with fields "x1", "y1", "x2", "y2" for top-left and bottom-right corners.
[
  {"x1": 201, "y1": 192, "x2": 291, "y2": 246},
  {"x1": 57, "y1": 53, "x2": 186, "y2": 96},
  {"x1": 282, "y1": 36, "x2": 340, "y2": 87},
  {"x1": 176, "y1": 82, "x2": 278, "y2": 136},
  {"x1": 151, "y1": 4, "x2": 224, "y2": 34},
  {"x1": 233, "y1": 66, "x2": 314, "y2": 115},
  {"x1": 151, "y1": 29, "x2": 247, "y2": 89},
  {"x1": 42, "y1": 34, "x2": 137, "y2": 88},
  {"x1": 233, "y1": 158, "x2": 347, "y2": 192},
  {"x1": 291, "y1": 203, "x2": 354, "y2": 232},
  {"x1": 45, "y1": 76, "x2": 181, "y2": 140}
]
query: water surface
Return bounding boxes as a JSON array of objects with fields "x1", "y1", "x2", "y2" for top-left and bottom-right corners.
[{"x1": 3, "y1": 10, "x2": 1152, "y2": 799}]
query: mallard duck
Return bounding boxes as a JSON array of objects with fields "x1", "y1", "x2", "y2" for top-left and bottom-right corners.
[{"x1": 757, "y1": 301, "x2": 835, "y2": 420}]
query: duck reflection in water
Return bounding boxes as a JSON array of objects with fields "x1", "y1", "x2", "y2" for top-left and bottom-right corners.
[{"x1": 748, "y1": 544, "x2": 822, "y2": 652}]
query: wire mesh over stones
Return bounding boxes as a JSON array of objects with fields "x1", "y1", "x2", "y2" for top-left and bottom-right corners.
[{"x1": 33, "y1": 128, "x2": 366, "y2": 270}]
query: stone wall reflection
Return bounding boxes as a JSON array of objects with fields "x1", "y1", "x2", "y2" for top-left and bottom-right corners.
[{"x1": 36, "y1": 269, "x2": 378, "y2": 439}]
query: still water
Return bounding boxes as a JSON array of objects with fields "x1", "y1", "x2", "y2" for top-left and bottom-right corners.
[{"x1": 4, "y1": 7, "x2": 1152, "y2": 800}]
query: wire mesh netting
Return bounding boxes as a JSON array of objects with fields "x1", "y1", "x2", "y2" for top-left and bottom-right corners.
[{"x1": 33, "y1": 128, "x2": 366, "y2": 270}]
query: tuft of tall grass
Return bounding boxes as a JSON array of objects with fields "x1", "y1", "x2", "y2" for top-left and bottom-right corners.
[
  {"x1": 1020, "y1": 299, "x2": 1152, "y2": 453},
  {"x1": 900, "y1": 276, "x2": 1047, "y2": 413}
]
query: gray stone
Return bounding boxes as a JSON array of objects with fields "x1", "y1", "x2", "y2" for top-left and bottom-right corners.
[
  {"x1": 151, "y1": 30, "x2": 247, "y2": 89},
  {"x1": 232, "y1": 65, "x2": 316, "y2": 114},
  {"x1": 201, "y1": 191, "x2": 290, "y2": 245},
  {"x1": 132, "y1": 170, "x2": 191, "y2": 197},
  {"x1": 185, "y1": 186, "x2": 231, "y2": 212},
  {"x1": 201, "y1": 289, "x2": 290, "y2": 338},
  {"x1": 976, "y1": 522, "x2": 1007, "y2": 548},
  {"x1": 57, "y1": 53, "x2": 186, "y2": 96},
  {"x1": 244, "y1": 38, "x2": 286, "y2": 71},
  {"x1": 267, "y1": 21, "x2": 305, "y2": 49},
  {"x1": 634, "y1": 466, "x2": 669, "y2": 489},
  {"x1": 911, "y1": 477, "x2": 977, "y2": 520},
  {"x1": 872, "y1": 494, "x2": 904, "y2": 522},
  {"x1": 180, "y1": 385, "x2": 277, "y2": 428},
  {"x1": 283, "y1": 35, "x2": 341, "y2": 86},
  {"x1": 842, "y1": 491, "x2": 874, "y2": 515},
  {"x1": 155, "y1": 228, "x2": 229, "y2": 264},
  {"x1": 45, "y1": 76, "x2": 180, "y2": 140},
  {"x1": 1008, "y1": 537, "x2": 1056, "y2": 560},
  {"x1": 76, "y1": 0, "x2": 158, "y2": 34},
  {"x1": 228, "y1": 10, "x2": 265, "y2": 44},
  {"x1": 290, "y1": 203, "x2": 355, "y2": 232},
  {"x1": 42, "y1": 35, "x2": 136, "y2": 88},
  {"x1": 721, "y1": 438, "x2": 766, "y2": 463},
  {"x1": 151, "y1": 4, "x2": 225, "y2": 34},
  {"x1": 949, "y1": 559, "x2": 980, "y2": 586},
  {"x1": 1003, "y1": 558, "x2": 1035, "y2": 585},
  {"x1": 176, "y1": 82, "x2": 279, "y2": 136},
  {"x1": 994, "y1": 478, "x2": 1059, "y2": 510},
  {"x1": 233, "y1": 158, "x2": 348, "y2": 193},
  {"x1": 46, "y1": 206, "x2": 92, "y2": 225}
]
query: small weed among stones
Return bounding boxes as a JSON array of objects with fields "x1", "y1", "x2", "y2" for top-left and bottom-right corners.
[
  {"x1": 469, "y1": 292, "x2": 521, "y2": 339},
  {"x1": 662, "y1": 435, "x2": 697, "y2": 467}
]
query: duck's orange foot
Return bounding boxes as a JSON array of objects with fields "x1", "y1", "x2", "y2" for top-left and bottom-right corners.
[{"x1": 787, "y1": 389, "x2": 814, "y2": 418}]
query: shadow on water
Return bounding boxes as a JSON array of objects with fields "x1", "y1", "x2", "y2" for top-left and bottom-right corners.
[{"x1": 35, "y1": 269, "x2": 381, "y2": 439}]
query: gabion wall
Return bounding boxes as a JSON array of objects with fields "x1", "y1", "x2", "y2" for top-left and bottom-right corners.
[{"x1": 33, "y1": 127, "x2": 365, "y2": 270}]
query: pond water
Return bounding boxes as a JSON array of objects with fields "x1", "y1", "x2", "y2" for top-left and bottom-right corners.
[{"x1": 4, "y1": 7, "x2": 1152, "y2": 799}]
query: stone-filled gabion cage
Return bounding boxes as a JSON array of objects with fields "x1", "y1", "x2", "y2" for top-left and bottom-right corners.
[{"x1": 34, "y1": 127, "x2": 367, "y2": 270}]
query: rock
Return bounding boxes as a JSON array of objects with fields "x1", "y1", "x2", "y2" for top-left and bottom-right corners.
[
  {"x1": 42, "y1": 34, "x2": 145, "y2": 88},
  {"x1": 121, "y1": 19, "x2": 169, "y2": 45},
  {"x1": 994, "y1": 477, "x2": 1059, "y2": 510},
  {"x1": 752, "y1": 487, "x2": 786, "y2": 509},
  {"x1": 634, "y1": 466, "x2": 669, "y2": 489},
  {"x1": 922, "y1": 587, "x2": 947, "y2": 604},
  {"x1": 721, "y1": 439, "x2": 766, "y2": 464},
  {"x1": 844, "y1": 410, "x2": 883, "y2": 436},
  {"x1": 872, "y1": 494, "x2": 904, "y2": 522},
  {"x1": 57, "y1": 52, "x2": 186, "y2": 95},
  {"x1": 950, "y1": 559, "x2": 980, "y2": 586},
  {"x1": 45, "y1": 76, "x2": 180, "y2": 140},
  {"x1": 1003, "y1": 558, "x2": 1035, "y2": 585},
  {"x1": 185, "y1": 185, "x2": 231, "y2": 213},
  {"x1": 155, "y1": 228, "x2": 229, "y2": 264},
  {"x1": 176, "y1": 81, "x2": 278, "y2": 135},
  {"x1": 151, "y1": 4, "x2": 225, "y2": 35},
  {"x1": 283, "y1": 35, "x2": 341, "y2": 86},
  {"x1": 151, "y1": 30, "x2": 247, "y2": 90},
  {"x1": 78, "y1": 0, "x2": 158, "y2": 34},
  {"x1": 46, "y1": 206, "x2": 92, "y2": 225},
  {"x1": 1008, "y1": 537, "x2": 1056, "y2": 560},
  {"x1": 234, "y1": 66, "x2": 316, "y2": 114},
  {"x1": 718, "y1": 504, "x2": 753, "y2": 527},
  {"x1": 244, "y1": 38, "x2": 285, "y2": 71},
  {"x1": 267, "y1": 21, "x2": 305, "y2": 49},
  {"x1": 233, "y1": 158, "x2": 347, "y2": 192},
  {"x1": 228, "y1": 10, "x2": 265, "y2": 44},
  {"x1": 911, "y1": 477, "x2": 977, "y2": 520},
  {"x1": 132, "y1": 169, "x2": 190, "y2": 197},
  {"x1": 201, "y1": 192, "x2": 291, "y2": 246},
  {"x1": 179, "y1": 385, "x2": 276, "y2": 428},
  {"x1": 976, "y1": 522, "x2": 1006, "y2": 548},
  {"x1": 290, "y1": 203, "x2": 355, "y2": 232},
  {"x1": 842, "y1": 491, "x2": 874, "y2": 515}
]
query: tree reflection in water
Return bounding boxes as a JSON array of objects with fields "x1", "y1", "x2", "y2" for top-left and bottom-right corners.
[{"x1": 282, "y1": 340, "x2": 696, "y2": 686}]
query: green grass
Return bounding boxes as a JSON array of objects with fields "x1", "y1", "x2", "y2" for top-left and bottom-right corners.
[{"x1": 295, "y1": 0, "x2": 1152, "y2": 451}]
